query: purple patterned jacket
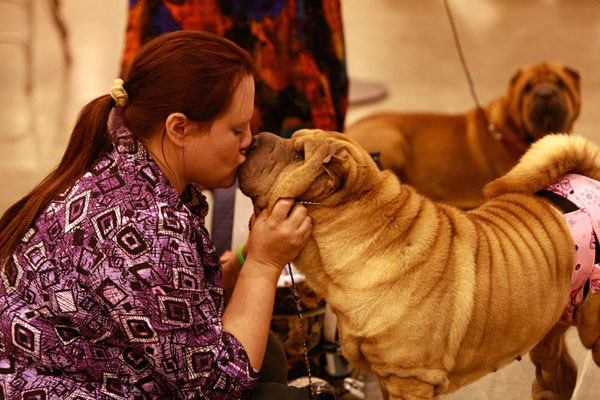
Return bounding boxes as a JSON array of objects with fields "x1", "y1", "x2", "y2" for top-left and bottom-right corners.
[{"x1": 0, "y1": 125, "x2": 258, "y2": 399}]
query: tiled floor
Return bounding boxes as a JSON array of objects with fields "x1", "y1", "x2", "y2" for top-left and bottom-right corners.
[{"x1": 2, "y1": 1, "x2": 600, "y2": 399}]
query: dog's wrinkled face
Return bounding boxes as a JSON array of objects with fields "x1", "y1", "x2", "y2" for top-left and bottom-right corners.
[
  {"x1": 507, "y1": 62, "x2": 581, "y2": 142},
  {"x1": 238, "y1": 129, "x2": 379, "y2": 212}
]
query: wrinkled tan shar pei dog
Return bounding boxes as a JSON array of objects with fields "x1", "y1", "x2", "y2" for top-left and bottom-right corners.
[
  {"x1": 238, "y1": 129, "x2": 600, "y2": 400},
  {"x1": 346, "y1": 62, "x2": 581, "y2": 209}
]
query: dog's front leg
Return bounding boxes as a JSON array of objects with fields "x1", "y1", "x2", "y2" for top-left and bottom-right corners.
[{"x1": 529, "y1": 322, "x2": 577, "y2": 400}]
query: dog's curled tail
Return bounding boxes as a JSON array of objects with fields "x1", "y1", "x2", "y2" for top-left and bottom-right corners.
[{"x1": 484, "y1": 134, "x2": 600, "y2": 198}]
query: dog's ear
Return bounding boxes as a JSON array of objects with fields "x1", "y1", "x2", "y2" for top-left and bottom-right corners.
[
  {"x1": 509, "y1": 68, "x2": 523, "y2": 87},
  {"x1": 322, "y1": 151, "x2": 349, "y2": 191},
  {"x1": 323, "y1": 143, "x2": 348, "y2": 189},
  {"x1": 563, "y1": 66, "x2": 580, "y2": 89}
]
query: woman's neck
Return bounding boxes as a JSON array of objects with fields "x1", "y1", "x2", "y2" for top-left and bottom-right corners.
[{"x1": 140, "y1": 134, "x2": 187, "y2": 195}]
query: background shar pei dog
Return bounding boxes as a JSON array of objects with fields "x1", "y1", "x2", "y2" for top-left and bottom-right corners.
[
  {"x1": 239, "y1": 129, "x2": 600, "y2": 400},
  {"x1": 345, "y1": 62, "x2": 581, "y2": 209}
]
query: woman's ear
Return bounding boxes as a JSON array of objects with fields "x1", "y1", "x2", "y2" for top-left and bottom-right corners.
[{"x1": 164, "y1": 112, "x2": 188, "y2": 148}]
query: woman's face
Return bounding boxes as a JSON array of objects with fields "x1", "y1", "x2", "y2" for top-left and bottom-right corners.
[{"x1": 184, "y1": 74, "x2": 255, "y2": 189}]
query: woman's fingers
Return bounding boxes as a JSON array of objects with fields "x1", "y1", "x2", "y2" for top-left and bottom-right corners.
[
  {"x1": 298, "y1": 215, "x2": 313, "y2": 244},
  {"x1": 270, "y1": 198, "x2": 295, "y2": 222},
  {"x1": 246, "y1": 198, "x2": 312, "y2": 268},
  {"x1": 287, "y1": 203, "x2": 308, "y2": 228}
]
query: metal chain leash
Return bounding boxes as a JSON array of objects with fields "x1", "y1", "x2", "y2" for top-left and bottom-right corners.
[{"x1": 289, "y1": 265, "x2": 316, "y2": 400}]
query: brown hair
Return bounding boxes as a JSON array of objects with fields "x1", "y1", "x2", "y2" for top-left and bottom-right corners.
[{"x1": 0, "y1": 30, "x2": 256, "y2": 262}]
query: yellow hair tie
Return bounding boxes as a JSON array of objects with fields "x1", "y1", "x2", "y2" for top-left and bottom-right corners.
[{"x1": 110, "y1": 78, "x2": 129, "y2": 108}]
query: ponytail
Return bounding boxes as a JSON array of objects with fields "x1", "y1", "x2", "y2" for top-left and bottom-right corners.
[{"x1": 0, "y1": 95, "x2": 114, "y2": 262}]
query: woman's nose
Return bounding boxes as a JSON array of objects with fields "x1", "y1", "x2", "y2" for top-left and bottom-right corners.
[{"x1": 240, "y1": 128, "x2": 253, "y2": 148}]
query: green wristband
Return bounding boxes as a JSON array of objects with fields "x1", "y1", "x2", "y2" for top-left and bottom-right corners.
[{"x1": 237, "y1": 245, "x2": 245, "y2": 267}]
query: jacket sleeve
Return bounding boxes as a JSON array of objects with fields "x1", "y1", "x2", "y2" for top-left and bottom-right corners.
[{"x1": 86, "y1": 202, "x2": 259, "y2": 398}]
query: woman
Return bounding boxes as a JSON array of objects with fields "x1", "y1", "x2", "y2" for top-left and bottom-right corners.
[{"x1": 0, "y1": 31, "x2": 316, "y2": 399}]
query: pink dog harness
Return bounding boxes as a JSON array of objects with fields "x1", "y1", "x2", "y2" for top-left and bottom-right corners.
[{"x1": 544, "y1": 173, "x2": 600, "y2": 324}]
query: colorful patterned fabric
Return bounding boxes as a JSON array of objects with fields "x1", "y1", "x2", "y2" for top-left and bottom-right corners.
[
  {"x1": 546, "y1": 173, "x2": 600, "y2": 324},
  {"x1": 121, "y1": 0, "x2": 348, "y2": 138},
  {"x1": 0, "y1": 121, "x2": 258, "y2": 399}
]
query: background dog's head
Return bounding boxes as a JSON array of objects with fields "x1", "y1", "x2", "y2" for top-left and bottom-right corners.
[
  {"x1": 506, "y1": 62, "x2": 581, "y2": 142},
  {"x1": 238, "y1": 129, "x2": 381, "y2": 212}
]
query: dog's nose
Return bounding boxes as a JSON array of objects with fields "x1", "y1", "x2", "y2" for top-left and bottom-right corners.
[
  {"x1": 250, "y1": 131, "x2": 279, "y2": 151},
  {"x1": 535, "y1": 84, "x2": 559, "y2": 100}
]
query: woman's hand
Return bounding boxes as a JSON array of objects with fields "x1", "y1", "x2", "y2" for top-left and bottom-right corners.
[
  {"x1": 245, "y1": 199, "x2": 312, "y2": 273},
  {"x1": 223, "y1": 199, "x2": 311, "y2": 369}
]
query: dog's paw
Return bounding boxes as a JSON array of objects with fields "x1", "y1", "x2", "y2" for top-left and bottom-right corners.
[
  {"x1": 531, "y1": 364, "x2": 576, "y2": 400},
  {"x1": 531, "y1": 380, "x2": 572, "y2": 400}
]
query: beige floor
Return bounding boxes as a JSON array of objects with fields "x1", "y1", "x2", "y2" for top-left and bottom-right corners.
[{"x1": 2, "y1": 0, "x2": 600, "y2": 399}]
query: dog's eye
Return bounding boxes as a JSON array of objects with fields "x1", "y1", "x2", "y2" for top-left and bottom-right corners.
[
  {"x1": 557, "y1": 78, "x2": 565, "y2": 88},
  {"x1": 524, "y1": 82, "x2": 533, "y2": 93},
  {"x1": 293, "y1": 151, "x2": 304, "y2": 162}
]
